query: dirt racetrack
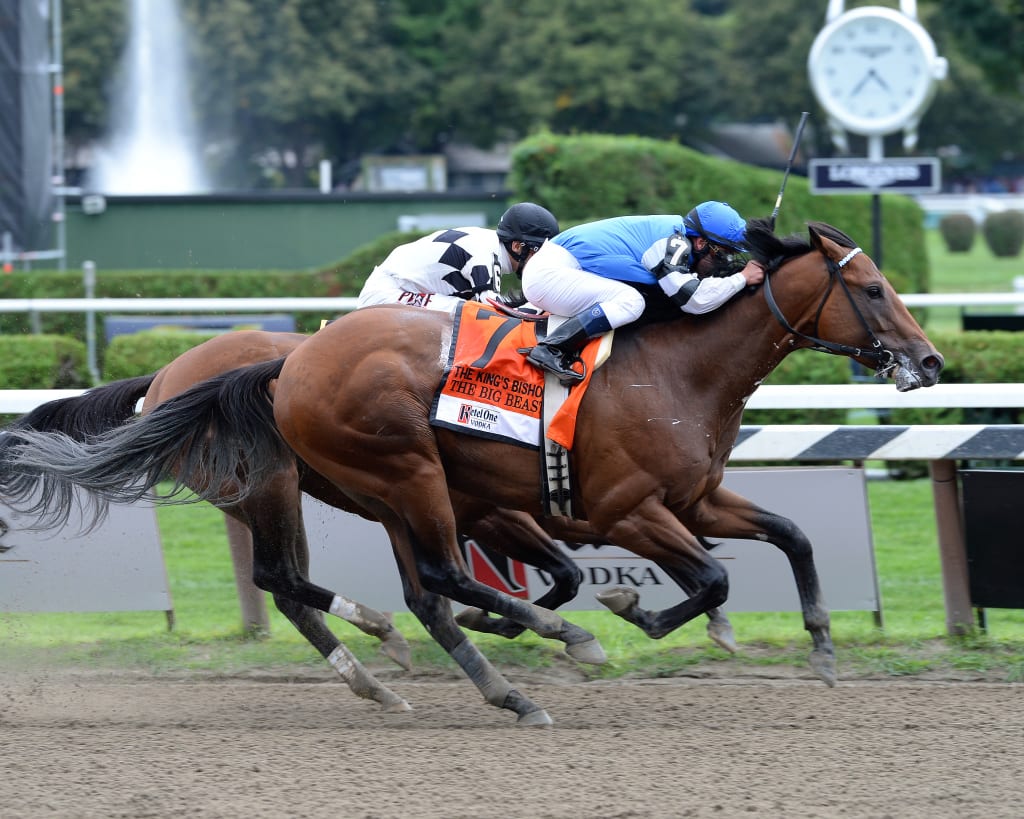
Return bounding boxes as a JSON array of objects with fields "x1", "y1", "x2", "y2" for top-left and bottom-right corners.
[{"x1": 1, "y1": 670, "x2": 1022, "y2": 819}]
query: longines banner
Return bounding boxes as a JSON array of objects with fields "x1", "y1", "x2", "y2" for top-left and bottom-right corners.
[{"x1": 303, "y1": 467, "x2": 881, "y2": 616}]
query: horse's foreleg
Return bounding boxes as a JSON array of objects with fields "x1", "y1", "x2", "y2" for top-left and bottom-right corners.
[
  {"x1": 390, "y1": 482, "x2": 605, "y2": 665},
  {"x1": 454, "y1": 508, "x2": 583, "y2": 639},
  {"x1": 547, "y1": 516, "x2": 734, "y2": 651},
  {"x1": 689, "y1": 487, "x2": 835, "y2": 687},
  {"x1": 393, "y1": 548, "x2": 553, "y2": 727},
  {"x1": 417, "y1": 550, "x2": 606, "y2": 665}
]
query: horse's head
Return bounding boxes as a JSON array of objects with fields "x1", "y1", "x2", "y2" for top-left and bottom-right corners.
[{"x1": 748, "y1": 218, "x2": 943, "y2": 391}]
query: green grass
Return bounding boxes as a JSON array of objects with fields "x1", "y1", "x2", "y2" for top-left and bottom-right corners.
[
  {"x1": 2, "y1": 479, "x2": 1023, "y2": 682},
  {"x1": 921, "y1": 228, "x2": 1024, "y2": 333}
]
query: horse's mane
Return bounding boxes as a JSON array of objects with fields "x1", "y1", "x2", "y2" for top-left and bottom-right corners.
[{"x1": 744, "y1": 217, "x2": 857, "y2": 274}]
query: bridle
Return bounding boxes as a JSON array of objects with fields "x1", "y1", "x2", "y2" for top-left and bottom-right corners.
[{"x1": 761, "y1": 246, "x2": 897, "y2": 376}]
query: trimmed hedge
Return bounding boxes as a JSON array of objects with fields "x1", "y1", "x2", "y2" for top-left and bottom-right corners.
[
  {"x1": 509, "y1": 131, "x2": 929, "y2": 294},
  {"x1": 0, "y1": 268, "x2": 330, "y2": 341},
  {"x1": 0, "y1": 231, "x2": 433, "y2": 345},
  {"x1": 313, "y1": 228, "x2": 432, "y2": 295},
  {"x1": 743, "y1": 352, "x2": 854, "y2": 426},
  {"x1": 0, "y1": 335, "x2": 89, "y2": 388},
  {"x1": 981, "y1": 210, "x2": 1024, "y2": 258},
  {"x1": 889, "y1": 330, "x2": 1024, "y2": 426},
  {"x1": 938, "y1": 213, "x2": 976, "y2": 253},
  {"x1": 102, "y1": 329, "x2": 223, "y2": 381}
]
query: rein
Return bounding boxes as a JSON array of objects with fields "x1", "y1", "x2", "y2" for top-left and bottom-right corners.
[{"x1": 761, "y1": 247, "x2": 896, "y2": 375}]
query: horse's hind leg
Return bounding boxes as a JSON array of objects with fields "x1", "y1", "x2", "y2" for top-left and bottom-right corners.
[
  {"x1": 592, "y1": 499, "x2": 731, "y2": 640},
  {"x1": 688, "y1": 487, "x2": 835, "y2": 686},
  {"x1": 240, "y1": 474, "x2": 411, "y2": 669},
  {"x1": 454, "y1": 507, "x2": 583, "y2": 639},
  {"x1": 237, "y1": 496, "x2": 412, "y2": 711}
]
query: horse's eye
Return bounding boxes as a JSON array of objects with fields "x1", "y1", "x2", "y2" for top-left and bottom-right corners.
[{"x1": 866, "y1": 285, "x2": 883, "y2": 299}]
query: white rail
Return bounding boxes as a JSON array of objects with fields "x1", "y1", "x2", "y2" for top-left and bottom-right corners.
[
  {"x1": 0, "y1": 293, "x2": 1021, "y2": 313},
  {"x1": 2, "y1": 383, "x2": 1023, "y2": 415},
  {"x1": 0, "y1": 297, "x2": 361, "y2": 313}
]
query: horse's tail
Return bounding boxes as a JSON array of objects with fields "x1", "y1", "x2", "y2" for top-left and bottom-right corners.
[
  {"x1": 1, "y1": 373, "x2": 155, "y2": 444},
  {"x1": 0, "y1": 374, "x2": 157, "y2": 514},
  {"x1": 0, "y1": 358, "x2": 287, "y2": 531}
]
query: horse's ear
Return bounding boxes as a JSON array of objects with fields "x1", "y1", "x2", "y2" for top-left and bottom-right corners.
[{"x1": 807, "y1": 223, "x2": 841, "y2": 260}]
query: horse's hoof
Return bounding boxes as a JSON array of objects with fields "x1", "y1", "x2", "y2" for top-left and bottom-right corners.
[
  {"x1": 596, "y1": 586, "x2": 639, "y2": 615},
  {"x1": 707, "y1": 620, "x2": 737, "y2": 654},
  {"x1": 517, "y1": 708, "x2": 554, "y2": 727},
  {"x1": 455, "y1": 606, "x2": 486, "y2": 626},
  {"x1": 381, "y1": 697, "x2": 413, "y2": 713},
  {"x1": 379, "y1": 634, "x2": 413, "y2": 672},
  {"x1": 809, "y1": 649, "x2": 837, "y2": 688},
  {"x1": 455, "y1": 606, "x2": 493, "y2": 631},
  {"x1": 565, "y1": 637, "x2": 608, "y2": 665}
]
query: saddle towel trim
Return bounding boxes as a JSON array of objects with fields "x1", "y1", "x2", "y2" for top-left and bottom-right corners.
[{"x1": 541, "y1": 325, "x2": 614, "y2": 516}]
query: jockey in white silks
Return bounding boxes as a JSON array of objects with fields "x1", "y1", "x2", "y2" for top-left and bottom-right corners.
[{"x1": 356, "y1": 203, "x2": 560, "y2": 316}]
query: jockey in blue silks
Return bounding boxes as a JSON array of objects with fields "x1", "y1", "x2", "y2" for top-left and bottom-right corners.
[{"x1": 520, "y1": 201, "x2": 766, "y2": 383}]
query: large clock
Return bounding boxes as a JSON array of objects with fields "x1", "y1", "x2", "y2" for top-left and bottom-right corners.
[{"x1": 808, "y1": 5, "x2": 947, "y2": 143}]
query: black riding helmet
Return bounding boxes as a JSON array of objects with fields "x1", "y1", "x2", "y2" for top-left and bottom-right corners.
[{"x1": 496, "y1": 202, "x2": 560, "y2": 268}]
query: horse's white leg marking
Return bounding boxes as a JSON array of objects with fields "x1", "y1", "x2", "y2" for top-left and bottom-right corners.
[
  {"x1": 329, "y1": 594, "x2": 412, "y2": 670},
  {"x1": 327, "y1": 645, "x2": 412, "y2": 712}
]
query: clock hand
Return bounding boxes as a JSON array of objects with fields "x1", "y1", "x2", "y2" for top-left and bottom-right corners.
[
  {"x1": 867, "y1": 68, "x2": 891, "y2": 93},
  {"x1": 850, "y1": 71, "x2": 872, "y2": 97}
]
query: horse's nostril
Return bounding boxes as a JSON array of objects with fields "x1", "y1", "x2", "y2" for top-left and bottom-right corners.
[{"x1": 923, "y1": 355, "x2": 943, "y2": 371}]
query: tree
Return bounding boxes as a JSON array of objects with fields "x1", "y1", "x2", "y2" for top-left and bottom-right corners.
[
  {"x1": 186, "y1": 0, "x2": 424, "y2": 186},
  {"x1": 61, "y1": 0, "x2": 127, "y2": 139},
  {"x1": 415, "y1": 0, "x2": 724, "y2": 148},
  {"x1": 55, "y1": 0, "x2": 1024, "y2": 188},
  {"x1": 929, "y1": 0, "x2": 1024, "y2": 94}
]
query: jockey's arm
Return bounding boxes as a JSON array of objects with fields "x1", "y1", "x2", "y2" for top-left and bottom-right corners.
[{"x1": 653, "y1": 236, "x2": 763, "y2": 315}]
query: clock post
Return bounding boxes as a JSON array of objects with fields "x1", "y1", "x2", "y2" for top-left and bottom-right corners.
[{"x1": 807, "y1": 0, "x2": 947, "y2": 267}]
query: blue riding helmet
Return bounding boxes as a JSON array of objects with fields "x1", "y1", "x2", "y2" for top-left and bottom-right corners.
[{"x1": 683, "y1": 201, "x2": 748, "y2": 253}]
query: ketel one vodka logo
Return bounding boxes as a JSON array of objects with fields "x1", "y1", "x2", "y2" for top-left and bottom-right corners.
[{"x1": 457, "y1": 403, "x2": 500, "y2": 430}]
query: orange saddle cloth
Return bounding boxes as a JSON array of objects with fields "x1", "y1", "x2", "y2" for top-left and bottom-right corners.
[{"x1": 430, "y1": 301, "x2": 600, "y2": 449}]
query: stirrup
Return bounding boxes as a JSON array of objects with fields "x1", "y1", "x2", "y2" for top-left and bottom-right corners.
[{"x1": 525, "y1": 346, "x2": 585, "y2": 385}]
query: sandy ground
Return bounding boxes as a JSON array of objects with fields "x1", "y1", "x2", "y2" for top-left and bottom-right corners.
[{"x1": 1, "y1": 668, "x2": 1021, "y2": 819}]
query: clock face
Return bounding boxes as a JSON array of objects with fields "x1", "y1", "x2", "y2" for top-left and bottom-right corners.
[{"x1": 808, "y1": 8, "x2": 941, "y2": 135}]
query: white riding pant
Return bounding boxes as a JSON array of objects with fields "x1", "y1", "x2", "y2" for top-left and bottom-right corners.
[
  {"x1": 521, "y1": 241, "x2": 645, "y2": 328},
  {"x1": 357, "y1": 266, "x2": 469, "y2": 316}
]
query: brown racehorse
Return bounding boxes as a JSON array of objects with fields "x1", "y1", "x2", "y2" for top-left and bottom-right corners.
[
  {"x1": 0, "y1": 218, "x2": 943, "y2": 724},
  {"x1": 144, "y1": 330, "x2": 734, "y2": 651},
  {"x1": 9, "y1": 331, "x2": 734, "y2": 714}
]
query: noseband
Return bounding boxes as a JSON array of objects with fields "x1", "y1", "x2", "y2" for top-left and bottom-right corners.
[{"x1": 761, "y1": 247, "x2": 896, "y2": 376}]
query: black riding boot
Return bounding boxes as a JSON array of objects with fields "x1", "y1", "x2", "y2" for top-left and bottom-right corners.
[{"x1": 526, "y1": 316, "x2": 591, "y2": 384}]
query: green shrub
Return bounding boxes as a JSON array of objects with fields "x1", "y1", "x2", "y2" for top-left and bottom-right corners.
[
  {"x1": 313, "y1": 229, "x2": 431, "y2": 296},
  {"x1": 889, "y1": 329, "x2": 1024, "y2": 427},
  {"x1": 938, "y1": 213, "x2": 976, "y2": 252},
  {"x1": 0, "y1": 268, "x2": 333, "y2": 340},
  {"x1": 981, "y1": 210, "x2": 1024, "y2": 258},
  {"x1": 102, "y1": 330, "x2": 221, "y2": 381},
  {"x1": 743, "y1": 351, "x2": 853, "y2": 426},
  {"x1": 0, "y1": 335, "x2": 89, "y2": 388}
]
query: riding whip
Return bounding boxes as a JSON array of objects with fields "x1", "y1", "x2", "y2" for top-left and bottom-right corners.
[{"x1": 769, "y1": 111, "x2": 810, "y2": 231}]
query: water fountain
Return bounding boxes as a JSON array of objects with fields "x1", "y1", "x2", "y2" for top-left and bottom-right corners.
[{"x1": 88, "y1": 0, "x2": 209, "y2": 194}]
